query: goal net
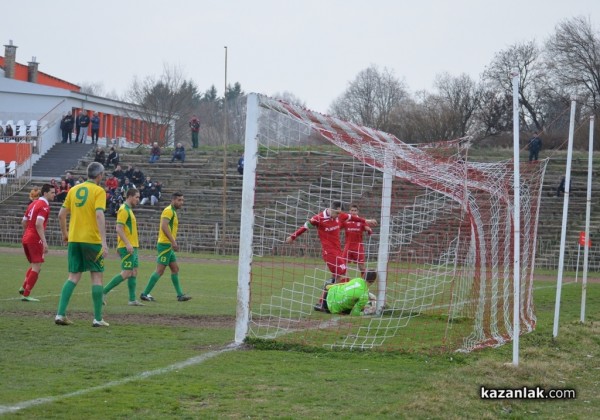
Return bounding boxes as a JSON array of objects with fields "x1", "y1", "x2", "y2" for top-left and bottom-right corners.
[{"x1": 235, "y1": 93, "x2": 547, "y2": 352}]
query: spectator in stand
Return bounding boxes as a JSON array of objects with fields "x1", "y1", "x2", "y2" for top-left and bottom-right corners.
[
  {"x1": 79, "y1": 110, "x2": 90, "y2": 143},
  {"x1": 237, "y1": 154, "x2": 244, "y2": 175},
  {"x1": 149, "y1": 142, "x2": 161, "y2": 164},
  {"x1": 106, "y1": 147, "x2": 119, "y2": 168},
  {"x1": 76, "y1": 176, "x2": 85, "y2": 185},
  {"x1": 64, "y1": 172, "x2": 76, "y2": 187},
  {"x1": 90, "y1": 112, "x2": 100, "y2": 144},
  {"x1": 527, "y1": 131, "x2": 542, "y2": 162},
  {"x1": 94, "y1": 147, "x2": 106, "y2": 166},
  {"x1": 108, "y1": 188, "x2": 124, "y2": 217},
  {"x1": 29, "y1": 186, "x2": 40, "y2": 203},
  {"x1": 112, "y1": 164, "x2": 125, "y2": 184},
  {"x1": 5, "y1": 124, "x2": 14, "y2": 137},
  {"x1": 0, "y1": 124, "x2": 4, "y2": 137},
  {"x1": 105, "y1": 173, "x2": 119, "y2": 194},
  {"x1": 125, "y1": 165, "x2": 135, "y2": 182},
  {"x1": 62, "y1": 112, "x2": 74, "y2": 144},
  {"x1": 120, "y1": 177, "x2": 135, "y2": 198},
  {"x1": 189, "y1": 115, "x2": 200, "y2": 148},
  {"x1": 171, "y1": 142, "x2": 186, "y2": 163},
  {"x1": 131, "y1": 166, "x2": 145, "y2": 187},
  {"x1": 55, "y1": 179, "x2": 70, "y2": 203},
  {"x1": 141, "y1": 180, "x2": 161, "y2": 206},
  {"x1": 74, "y1": 111, "x2": 82, "y2": 143}
]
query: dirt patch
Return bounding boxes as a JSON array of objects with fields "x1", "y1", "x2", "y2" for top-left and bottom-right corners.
[{"x1": 1, "y1": 310, "x2": 235, "y2": 329}]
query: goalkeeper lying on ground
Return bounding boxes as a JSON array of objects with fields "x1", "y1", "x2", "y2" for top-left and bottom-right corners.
[{"x1": 322, "y1": 270, "x2": 378, "y2": 315}]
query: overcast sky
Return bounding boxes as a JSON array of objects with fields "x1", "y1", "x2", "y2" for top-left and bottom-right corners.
[{"x1": 4, "y1": 0, "x2": 598, "y2": 113}]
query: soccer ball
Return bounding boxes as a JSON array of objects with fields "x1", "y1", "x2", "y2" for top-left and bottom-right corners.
[{"x1": 363, "y1": 292, "x2": 377, "y2": 315}]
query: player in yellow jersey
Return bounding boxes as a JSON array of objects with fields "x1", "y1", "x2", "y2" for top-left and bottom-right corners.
[
  {"x1": 103, "y1": 188, "x2": 145, "y2": 306},
  {"x1": 140, "y1": 192, "x2": 192, "y2": 302},
  {"x1": 55, "y1": 162, "x2": 110, "y2": 327}
]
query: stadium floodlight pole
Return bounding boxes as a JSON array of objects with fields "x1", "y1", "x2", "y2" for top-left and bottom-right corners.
[
  {"x1": 511, "y1": 68, "x2": 521, "y2": 367},
  {"x1": 375, "y1": 148, "x2": 393, "y2": 312},
  {"x1": 221, "y1": 46, "x2": 228, "y2": 252},
  {"x1": 580, "y1": 115, "x2": 594, "y2": 323},
  {"x1": 235, "y1": 93, "x2": 259, "y2": 344},
  {"x1": 553, "y1": 96, "x2": 577, "y2": 338}
]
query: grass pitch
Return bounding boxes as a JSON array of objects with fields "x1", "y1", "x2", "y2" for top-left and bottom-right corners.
[{"x1": 0, "y1": 246, "x2": 599, "y2": 418}]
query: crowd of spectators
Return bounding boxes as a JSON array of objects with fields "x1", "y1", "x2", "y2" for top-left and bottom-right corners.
[{"x1": 104, "y1": 163, "x2": 162, "y2": 216}]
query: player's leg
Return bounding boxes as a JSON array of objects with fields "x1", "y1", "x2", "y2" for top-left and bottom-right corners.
[
  {"x1": 84, "y1": 243, "x2": 107, "y2": 326},
  {"x1": 168, "y1": 256, "x2": 191, "y2": 301},
  {"x1": 55, "y1": 243, "x2": 84, "y2": 324},
  {"x1": 315, "y1": 254, "x2": 346, "y2": 311},
  {"x1": 126, "y1": 250, "x2": 143, "y2": 305},
  {"x1": 90, "y1": 270, "x2": 108, "y2": 326},
  {"x1": 141, "y1": 245, "x2": 168, "y2": 301},
  {"x1": 103, "y1": 248, "x2": 133, "y2": 302},
  {"x1": 21, "y1": 243, "x2": 44, "y2": 300}
]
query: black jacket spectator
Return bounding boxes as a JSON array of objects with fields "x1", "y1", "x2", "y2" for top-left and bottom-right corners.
[
  {"x1": 106, "y1": 147, "x2": 119, "y2": 168},
  {"x1": 94, "y1": 148, "x2": 106, "y2": 165}
]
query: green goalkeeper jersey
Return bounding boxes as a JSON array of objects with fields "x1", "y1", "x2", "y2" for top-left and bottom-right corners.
[{"x1": 326, "y1": 277, "x2": 370, "y2": 316}]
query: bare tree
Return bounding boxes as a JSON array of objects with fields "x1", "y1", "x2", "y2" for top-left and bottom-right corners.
[
  {"x1": 122, "y1": 64, "x2": 200, "y2": 146},
  {"x1": 328, "y1": 65, "x2": 408, "y2": 131},
  {"x1": 433, "y1": 72, "x2": 481, "y2": 136},
  {"x1": 546, "y1": 16, "x2": 600, "y2": 113},
  {"x1": 474, "y1": 87, "x2": 513, "y2": 136},
  {"x1": 482, "y1": 41, "x2": 547, "y2": 131}
]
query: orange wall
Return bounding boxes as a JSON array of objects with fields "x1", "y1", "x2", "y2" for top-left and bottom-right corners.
[
  {"x1": 0, "y1": 57, "x2": 80, "y2": 90},
  {"x1": 0, "y1": 143, "x2": 32, "y2": 164}
]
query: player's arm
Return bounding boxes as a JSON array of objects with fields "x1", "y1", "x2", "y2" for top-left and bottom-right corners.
[
  {"x1": 21, "y1": 215, "x2": 27, "y2": 229},
  {"x1": 348, "y1": 213, "x2": 378, "y2": 227},
  {"x1": 116, "y1": 223, "x2": 133, "y2": 254},
  {"x1": 161, "y1": 217, "x2": 178, "y2": 251},
  {"x1": 96, "y1": 209, "x2": 108, "y2": 257},
  {"x1": 58, "y1": 206, "x2": 69, "y2": 243},
  {"x1": 350, "y1": 291, "x2": 370, "y2": 316},
  {"x1": 35, "y1": 216, "x2": 48, "y2": 254},
  {"x1": 285, "y1": 220, "x2": 314, "y2": 243}
]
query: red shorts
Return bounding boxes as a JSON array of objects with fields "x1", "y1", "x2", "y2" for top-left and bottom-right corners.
[
  {"x1": 343, "y1": 244, "x2": 365, "y2": 264},
  {"x1": 23, "y1": 242, "x2": 45, "y2": 263},
  {"x1": 322, "y1": 250, "x2": 346, "y2": 278}
]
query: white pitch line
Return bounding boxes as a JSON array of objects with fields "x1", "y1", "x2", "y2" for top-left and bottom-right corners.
[{"x1": 0, "y1": 343, "x2": 240, "y2": 415}]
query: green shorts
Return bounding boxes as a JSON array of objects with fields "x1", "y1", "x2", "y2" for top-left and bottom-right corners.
[
  {"x1": 117, "y1": 247, "x2": 139, "y2": 271},
  {"x1": 156, "y1": 243, "x2": 177, "y2": 266},
  {"x1": 67, "y1": 242, "x2": 104, "y2": 273}
]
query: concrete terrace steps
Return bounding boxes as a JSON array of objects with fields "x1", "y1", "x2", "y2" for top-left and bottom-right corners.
[
  {"x1": 32, "y1": 142, "x2": 95, "y2": 178},
  {"x1": 2, "y1": 146, "x2": 600, "y2": 266}
]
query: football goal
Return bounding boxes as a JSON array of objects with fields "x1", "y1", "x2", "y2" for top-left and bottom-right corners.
[{"x1": 235, "y1": 93, "x2": 547, "y2": 352}]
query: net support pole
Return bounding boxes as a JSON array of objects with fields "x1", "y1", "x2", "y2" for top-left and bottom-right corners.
[
  {"x1": 376, "y1": 149, "x2": 393, "y2": 312},
  {"x1": 553, "y1": 97, "x2": 577, "y2": 338},
  {"x1": 235, "y1": 93, "x2": 259, "y2": 344},
  {"x1": 580, "y1": 115, "x2": 594, "y2": 323},
  {"x1": 511, "y1": 68, "x2": 521, "y2": 366}
]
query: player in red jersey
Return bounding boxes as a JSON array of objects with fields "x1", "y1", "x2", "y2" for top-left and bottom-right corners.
[
  {"x1": 341, "y1": 203, "x2": 373, "y2": 277},
  {"x1": 19, "y1": 183, "x2": 55, "y2": 301},
  {"x1": 285, "y1": 201, "x2": 377, "y2": 311}
]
